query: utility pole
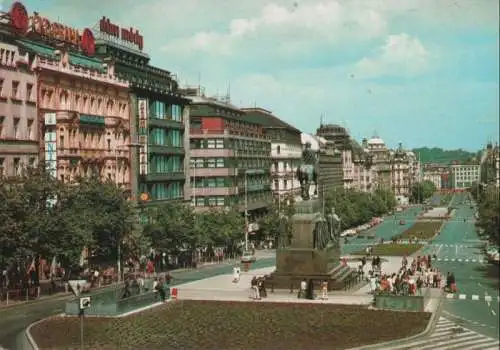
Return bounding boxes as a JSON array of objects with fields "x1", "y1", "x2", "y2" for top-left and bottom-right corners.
[
  {"x1": 244, "y1": 171, "x2": 249, "y2": 251},
  {"x1": 192, "y1": 162, "x2": 196, "y2": 206}
]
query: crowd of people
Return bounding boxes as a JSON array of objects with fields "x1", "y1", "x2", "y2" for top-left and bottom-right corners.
[{"x1": 360, "y1": 254, "x2": 455, "y2": 296}]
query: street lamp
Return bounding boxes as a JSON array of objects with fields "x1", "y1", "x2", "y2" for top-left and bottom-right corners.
[
  {"x1": 114, "y1": 142, "x2": 141, "y2": 283},
  {"x1": 244, "y1": 170, "x2": 249, "y2": 251}
]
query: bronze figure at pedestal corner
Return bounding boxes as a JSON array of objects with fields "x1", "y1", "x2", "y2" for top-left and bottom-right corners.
[{"x1": 296, "y1": 142, "x2": 318, "y2": 201}]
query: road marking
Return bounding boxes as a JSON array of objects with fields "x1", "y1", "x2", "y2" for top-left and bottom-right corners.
[
  {"x1": 385, "y1": 317, "x2": 500, "y2": 349},
  {"x1": 446, "y1": 293, "x2": 454, "y2": 299},
  {"x1": 458, "y1": 258, "x2": 463, "y2": 262},
  {"x1": 485, "y1": 295, "x2": 492, "y2": 302},
  {"x1": 472, "y1": 295, "x2": 479, "y2": 300},
  {"x1": 459, "y1": 294, "x2": 467, "y2": 299},
  {"x1": 492, "y1": 309, "x2": 496, "y2": 316}
]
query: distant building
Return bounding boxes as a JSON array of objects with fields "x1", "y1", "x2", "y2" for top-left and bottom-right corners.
[
  {"x1": 186, "y1": 91, "x2": 272, "y2": 219},
  {"x1": 241, "y1": 108, "x2": 302, "y2": 203},
  {"x1": 481, "y1": 142, "x2": 499, "y2": 188},
  {"x1": 422, "y1": 163, "x2": 450, "y2": 190},
  {"x1": 450, "y1": 164, "x2": 481, "y2": 189},
  {"x1": 316, "y1": 124, "x2": 354, "y2": 190},
  {"x1": 301, "y1": 132, "x2": 343, "y2": 200}
]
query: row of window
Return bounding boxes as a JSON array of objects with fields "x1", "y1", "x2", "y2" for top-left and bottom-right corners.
[
  {"x1": 149, "y1": 101, "x2": 183, "y2": 121},
  {"x1": 147, "y1": 181, "x2": 184, "y2": 201},
  {"x1": 191, "y1": 175, "x2": 269, "y2": 188},
  {"x1": 190, "y1": 138, "x2": 270, "y2": 152},
  {"x1": 191, "y1": 157, "x2": 272, "y2": 169},
  {"x1": 192, "y1": 191, "x2": 272, "y2": 207},
  {"x1": 0, "y1": 78, "x2": 34, "y2": 101},
  {"x1": 149, "y1": 155, "x2": 183, "y2": 173},
  {"x1": 0, "y1": 116, "x2": 35, "y2": 140},
  {"x1": 0, "y1": 157, "x2": 37, "y2": 177},
  {"x1": 150, "y1": 128, "x2": 183, "y2": 147}
]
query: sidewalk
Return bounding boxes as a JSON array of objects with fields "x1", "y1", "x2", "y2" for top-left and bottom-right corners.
[
  {"x1": 0, "y1": 256, "x2": 248, "y2": 309},
  {"x1": 176, "y1": 266, "x2": 373, "y2": 305}
]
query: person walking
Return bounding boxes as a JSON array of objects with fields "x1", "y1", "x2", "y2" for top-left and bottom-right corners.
[{"x1": 321, "y1": 280, "x2": 328, "y2": 300}]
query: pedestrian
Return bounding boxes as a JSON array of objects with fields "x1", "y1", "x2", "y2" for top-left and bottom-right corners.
[
  {"x1": 250, "y1": 276, "x2": 260, "y2": 300},
  {"x1": 298, "y1": 278, "x2": 307, "y2": 299},
  {"x1": 321, "y1": 280, "x2": 328, "y2": 300},
  {"x1": 306, "y1": 279, "x2": 314, "y2": 300},
  {"x1": 232, "y1": 265, "x2": 241, "y2": 283}
]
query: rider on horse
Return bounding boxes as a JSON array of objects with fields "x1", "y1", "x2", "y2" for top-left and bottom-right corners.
[{"x1": 296, "y1": 142, "x2": 318, "y2": 201}]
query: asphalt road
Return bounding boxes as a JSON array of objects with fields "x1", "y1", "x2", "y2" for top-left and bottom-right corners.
[
  {"x1": 420, "y1": 193, "x2": 499, "y2": 339},
  {"x1": 0, "y1": 253, "x2": 276, "y2": 350},
  {"x1": 342, "y1": 206, "x2": 423, "y2": 255}
]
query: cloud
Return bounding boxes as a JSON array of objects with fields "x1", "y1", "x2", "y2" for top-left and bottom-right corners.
[
  {"x1": 161, "y1": 1, "x2": 388, "y2": 55},
  {"x1": 355, "y1": 33, "x2": 430, "y2": 78}
]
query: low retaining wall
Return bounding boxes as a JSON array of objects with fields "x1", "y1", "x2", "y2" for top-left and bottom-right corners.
[
  {"x1": 374, "y1": 288, "x2": 430, "y2": 312},
  {"x1": 65, "y1": 290, "x2": 159, "y2": 316}
]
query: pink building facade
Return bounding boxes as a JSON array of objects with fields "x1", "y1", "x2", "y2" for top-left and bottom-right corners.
[
  {"x1": 31, "y1": 44, "x2": 132, "y2": 188},
  {"x1": 0, "y1": 41, "x2": 39, "y2": 177}
]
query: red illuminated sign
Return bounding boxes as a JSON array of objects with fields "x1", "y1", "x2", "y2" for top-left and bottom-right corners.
[
  {"x1": 99, "y1": 17, "x2": 144, "y2": 50},
  {"x1": 9, "y1": 2, "x2": 95, "y2": 56}
]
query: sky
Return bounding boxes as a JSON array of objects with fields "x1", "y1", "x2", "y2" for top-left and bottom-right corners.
[{"x1": 4, "y1": 0, "x2": 499, "y2": 151}]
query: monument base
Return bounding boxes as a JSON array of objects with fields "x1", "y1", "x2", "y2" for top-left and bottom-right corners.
[{"x1": 267, "y1": 198, "x2": 360, "y2": 292}]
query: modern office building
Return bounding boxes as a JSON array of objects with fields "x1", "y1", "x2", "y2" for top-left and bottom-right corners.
[
  {"x1": 4, "y1": 2, "x2": 133, "y2": 189},
  {"x1": 316, "y1": 124, "x2": 354, "y2": 190},
  {"x1": 0, "y1": 22, "x2": 38, "y2": 178},
  {"x1": 184, "y1": 89, "x2": 272, "y2": 217},
  {"x1": 93, "y1": 15, "x2": 190, "y2": 205},
  {"x1": 300, "y1": 132, "x2": 343, "y2": 199},
  {"x1": 450, "y1": 163, "x2": 481, "y2": 189},
  {"x1": 241, "y1": 108, "x2": 302, "y2": 203}
]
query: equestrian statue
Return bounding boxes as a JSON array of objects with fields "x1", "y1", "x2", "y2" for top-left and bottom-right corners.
[{"x1": 296, "y1": 142, "x2": 318, "y2": 201}]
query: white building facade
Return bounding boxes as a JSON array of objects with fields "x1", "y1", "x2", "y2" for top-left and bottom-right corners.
[
  {"x1": 451, "y1": 164, "x2": 481, "y2": 189},
  {"x1": 271, "y1": 142, "x2": 302, "y2": 200}
]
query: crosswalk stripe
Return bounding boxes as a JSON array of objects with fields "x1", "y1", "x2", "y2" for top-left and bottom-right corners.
[
  {"x1": 385, "y1": 317, "x2": 500, "y2": 350},
  {"x1": 471, "y1": 295, "x2": 479, "y2": 300}
]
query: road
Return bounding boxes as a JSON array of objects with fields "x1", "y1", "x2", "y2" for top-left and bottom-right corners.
[
  {"x1": 420, "y1": 193, "x2": 499, "y2": 339},
  {"x1": 0, "y1": 252, "x2": 276, "y2": 350},
  {"x1": 342, "y1": 206, "x2": 422, "y2": 255}
]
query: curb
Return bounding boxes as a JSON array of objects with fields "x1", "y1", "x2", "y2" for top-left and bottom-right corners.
[
  {"x1": 24, "y1": 314, "x2": 65, "y2": 350},
  {"x1": 347, "y1": 293, "x2": 444, "y2": 350}
]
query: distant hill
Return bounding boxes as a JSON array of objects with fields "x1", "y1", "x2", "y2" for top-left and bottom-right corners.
[{"x1": 412, "y1": 147, "x2": 479, "y2": 164}]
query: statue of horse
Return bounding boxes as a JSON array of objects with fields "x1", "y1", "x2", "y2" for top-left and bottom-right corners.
[{"x1": 296, "y1": 164, "x2": 318, "y2": 201}]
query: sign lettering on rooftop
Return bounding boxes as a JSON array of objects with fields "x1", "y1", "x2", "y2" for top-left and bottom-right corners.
[{"x1": 99, "y1": 16, "x2": 144, "y2": 50}]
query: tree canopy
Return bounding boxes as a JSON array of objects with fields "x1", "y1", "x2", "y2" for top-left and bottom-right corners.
[
  {"x1": 412, "y1": 147, "x2": 478, "y2": 165},
  {"x1": 471, "y1": 185, "x2": 499, "y2": 244},
  {"x1": 0, "y1": 167, "x2": 145, "y2": 271},
  {"x1": 410, "y1": 180, "x2": 437, "y2": 203}
]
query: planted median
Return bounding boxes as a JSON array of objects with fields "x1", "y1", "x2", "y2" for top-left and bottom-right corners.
[
  {"x1": 31, "y1": 301, "x2": 431, "y2": 350},
  {"x1": 353, "y1": 220, "x2": 444, "y2": 256}
]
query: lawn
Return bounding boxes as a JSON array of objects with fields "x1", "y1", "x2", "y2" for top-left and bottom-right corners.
[
  {"x1": 353, "y1": 244, "x2": 424, "y2": 257},
  {"x1": 397, "y1": 221, "x2": 443, "y2": 240},
  {"x1": 31, "y1": 301, "x2": 431, "y2": 350}
]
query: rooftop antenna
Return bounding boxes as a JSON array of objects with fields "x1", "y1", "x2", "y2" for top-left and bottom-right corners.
[
  {"x1": 226, "y1": 80, "x2": 231, "y2": 103},
  {"x1": 197, "y1": 71, "x2": 201, "y2": 96},
  {"x1": 320, "y1": 113, "x2": 324, "y2": 126}
]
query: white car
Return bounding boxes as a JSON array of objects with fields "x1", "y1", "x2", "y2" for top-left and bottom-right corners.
[{"x1": 241, "y1": 252, "x2": 256, "y2": 263}]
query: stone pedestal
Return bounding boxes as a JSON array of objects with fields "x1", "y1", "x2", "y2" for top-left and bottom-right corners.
[{"x1": 266, "y1": 200, "x2": 356, "y2": 291}]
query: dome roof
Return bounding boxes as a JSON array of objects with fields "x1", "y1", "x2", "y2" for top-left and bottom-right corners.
[{"x1": 367, "y1": 137, "x2": 385, "y2": 145}]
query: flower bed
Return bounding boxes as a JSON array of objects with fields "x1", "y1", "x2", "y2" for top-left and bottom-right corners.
[
  {"x1": 353, "y1": 244, "x2": 424, "y2": 256},
  {"x1": 397, "y1": 221, "x2": 443, "y2": 240},
  {"x1": 31, "y1": 301, "x2": 431, "y2": 350}
]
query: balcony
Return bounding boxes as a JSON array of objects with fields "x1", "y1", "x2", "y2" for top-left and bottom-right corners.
[
  {"x1": 271, "y1": 169, "x2": 295, "y2": 177},
  {"x1": 58, "y1": 147, "x2": 81, "y2": 158},
  {"x1": 190, "y1": 168, "x2": 237, "y2": 177},
  {"x1": 36, "y1": 59, "x2": 129, "y2": 88},
  {"x1": 149, "y1": 118, "x2": 184, "y2": 130},
  {"x1": 149, "y1": 145, "x2": 184, "y2": 155},
  {"x1": 191, "y1": 187, "x2": 238, "y2": 196},
  {"x1": 145, "y1": 172, "x2": 185, "y2": 182},
  {"x1": 271, "y1": 152, "x2": 301, "y2": 159},
  {"x1": 191, "y1": 149, "x2": 233, "y2": 157}
]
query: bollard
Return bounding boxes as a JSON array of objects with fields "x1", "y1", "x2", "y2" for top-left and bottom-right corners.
[{"x1": 171, "y1": 287, "x2": 178, "y2": 300}]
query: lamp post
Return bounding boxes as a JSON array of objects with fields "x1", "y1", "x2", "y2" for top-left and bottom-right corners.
[
  {"x1": 114, "y1": 142, "x2": 141, "y2": 283},
  {"x1": 244, "y1": 171, "x2": 249, "y2": 251}
]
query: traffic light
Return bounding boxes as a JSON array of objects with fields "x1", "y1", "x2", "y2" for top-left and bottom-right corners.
[{"x1": 79, "y1": 296, "x2": 91, "y2": 310}]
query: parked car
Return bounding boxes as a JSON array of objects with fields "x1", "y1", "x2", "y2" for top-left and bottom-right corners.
[{"x1": 241, "y1": 251, "x2": 256, "y2": 263}]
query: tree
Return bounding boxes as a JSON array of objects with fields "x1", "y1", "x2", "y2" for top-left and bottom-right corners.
[
  {"x1": 410, "y1": 180, "x2": 437, "y2": 203},
  {"x1": 258, "y1": 196, "x2": 295, "y2": 245},
  {"x1": 474, "y1": 186, "x2": 500, "y2": 244},
  {"x1": 143, "y1": 202, "x2": 197, "y2": 254}
]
